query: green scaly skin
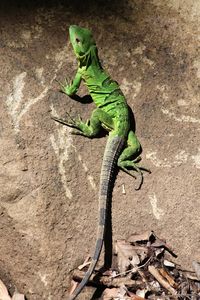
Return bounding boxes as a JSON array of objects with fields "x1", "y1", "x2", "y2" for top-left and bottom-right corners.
[{"x1": 52, "y1": 25, "x2": 150, "y2": 300}]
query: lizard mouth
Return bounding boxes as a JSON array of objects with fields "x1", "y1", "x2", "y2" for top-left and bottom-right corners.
[{"x1": 74, "y1": 45, "x2": 96, "y2": 61}]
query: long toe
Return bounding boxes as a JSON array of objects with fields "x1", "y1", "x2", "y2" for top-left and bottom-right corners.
[{"x1": 135, "y1": 172, "x2": 143, "y2": 190}]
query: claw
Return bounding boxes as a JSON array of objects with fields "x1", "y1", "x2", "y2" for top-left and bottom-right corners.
[
  {"x1": 119, "y1": 161, "x2": 150, "y2": 190},
  {"x1": 51, "y1": 114, "x2": 85, "y2": 135},
  {"x1": 64, "y1": 112, "x2": 83, "y2": 128},
  {"x1": 56, "y1": 78, "x2": 73, "y2": 94},
  {"x1": 55, "y1": 79, "x2": 65, "y2": 88},
  {"x1": 77, "y1": 115, "x2": 83, "y2": 123},
  {"x1": 65, "y1": 111, "x2": 76, "y2": 124},
  {"x1": 135, "y1": 172, "x2": 143, "y2": 190},
  {"x1": 71, "y1": 130, "x2": 86, "y2": 136},
  {"x1": 119, "y1": 166, "x2": 137, "y2": 179},
  {"x1": 138, "y1": 166, "x2": 151, "y2": 174},
  {"x1": 51, "y1": 115, "x2": 76, "y2": 129},
  {"x1": 65, "y1": 77, "x2": 72, "y2": 86},
  {"x1": 132, "y1": 156, "x2": 142, "y2": 164}
]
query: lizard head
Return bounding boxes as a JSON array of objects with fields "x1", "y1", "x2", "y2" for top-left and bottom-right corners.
[{"x1": 69, "y1": 25, "x2": 96, "y2": 58}]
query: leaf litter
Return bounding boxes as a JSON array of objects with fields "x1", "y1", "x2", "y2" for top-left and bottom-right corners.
[
  {"x1": 71, "y1": 231, "x2": 200, "y2": 299},
  {"x1": 0, "y1": 279, "x2": 25, "y2": 300}
]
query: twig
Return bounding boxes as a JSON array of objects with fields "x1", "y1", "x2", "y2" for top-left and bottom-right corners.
[
  {"x1": 158, "y1": 268, "x2": 178, "y2": 288},
  {"x1": 148, "y1": 265, "x2": 177, "y2": 296},
  {"x1": 72, "y1": 269, "x2": 144, "y2": 288},
  {"x1": 137, "y1": 269, "x2": 152, "y2": 292},
  {"x1": 192, "y1": 261, "x2": 200, "y2": 280},
  {"x1": 77, "y1": 255, "x2": 91, "y2": 270},
  {"x1": 112, "y1": 256, "x2": 153, "y2": 278}
]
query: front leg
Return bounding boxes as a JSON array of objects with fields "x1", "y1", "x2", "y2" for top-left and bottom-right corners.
[
  {"x1": 58, "y1": 70, "x2": 82, "y2": 97},
  {"x1": 52, "y1": 108, "x2": 114, "y2": 138}
]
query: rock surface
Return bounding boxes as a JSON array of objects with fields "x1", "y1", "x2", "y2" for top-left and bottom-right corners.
[{"x1": 0, "y1": 0, "x2": 200, "y2": 299}]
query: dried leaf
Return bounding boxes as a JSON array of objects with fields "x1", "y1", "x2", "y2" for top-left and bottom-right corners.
[
  {"x1": 102, "y1": 288, "x2": 119, "y2": 299},
  {"x1": 119, "y1": 285, "x2": 128, "y2": 297},
  {"x1": 148, "y1": 265, "x2": 177, "y2": 296},
  {"x1": 69, "y1": 280, "x2": 78, "y2": 296},
  {"x1": 158, "y1": 268, "x2": 178, "y2": 288},
  {"x1": 131, "y1": 246, "x2": 148, "y2": 263},
  {"x1": 155, "y1": 248, "x2": 164, "y2": 257},
  {"x1": 77, "y1": 255, "x2": 91, "y2": 270},
  {"x1": 12, "y1": 293, "x2": 25, "y2": 300},
  {"x1": 150, "y1": 233, "x2": 176, "y2": 257},
  {"x1": 0, "y1": 279, "x2": 11, "y2": 300},
  {"x1": 127, "y1": 290, "x2": 145, "y2": 300},
  {"x1": 103, "y1": 269, "x2": 116, "y2": 277},
  {"x1": 163, "y1": 260, "x2": 175, "y2": 268},
  {"x1": 130, "y1": 295, "x2": 145, "y2": 300},
  {"x1": 102, "y1": 287, "x2": 128, "y2": 300},
  {"x1": 136, "y1": 288, "x2": 147, "y2": 298},
  {"x1": 151, "y1": 239, "x2": 166, "y2": 248},
  {"x1": 149, "y1": 280, "x2": 160, "y2": 290},
  {"x1": 183, "y1": 272, "x2": 199, "y2": 281},
  {"x1": 128, "y1": 231, "x2": 153, "y2": 243},
  {"x1": 192, "y1": 261, "x2": 200, "y2": 280},
  {"x1": 179, "y1": 281, "x2": 190, "y2": 296},
  {"x1": 115, "y1": 240, "x2": 140, "y2": 273},
  {"x1": 70, "y1": 231, "x2": 200, "y2": 299}
]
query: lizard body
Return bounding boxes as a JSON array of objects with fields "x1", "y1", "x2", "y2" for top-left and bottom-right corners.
[{"x1": 53, "y1": 25, "x2": 149, "y2": 300}]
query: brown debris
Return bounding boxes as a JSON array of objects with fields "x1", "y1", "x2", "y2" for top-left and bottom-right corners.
[
  {"x1": 72, "y1": 269, "x2": 143, "y2": 288},
  {"x1": 0, "y1": 279, "x2": 25, "y2": 300},
  {"x1": 69, "y1": 280, "x2": 79, "y2": 296},
  {"x1": 115, "y1": 240, "x2": 140, "y2": 273},
  {"x1": 71, "y1": 232, "x2": 200, "y2": 299},
  {"x1": 148, "y1": 265, "x2": 177, "y2": 296},
  {"x1": 193, "y1": 261, "x2": 200, "y2": 280}
]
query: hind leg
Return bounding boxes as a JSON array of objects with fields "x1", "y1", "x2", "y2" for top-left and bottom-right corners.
[
  {"x1": 117, "y1": 130, "x2": 150, "y2": 189},
  {"x1": 52, "y1": 108, "x2": 114, "y2": 137}
]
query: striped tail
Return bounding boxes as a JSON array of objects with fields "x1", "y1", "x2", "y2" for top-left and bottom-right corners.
[{"x1": 69, "y1": 135, "x2": 125, "y2": 300}]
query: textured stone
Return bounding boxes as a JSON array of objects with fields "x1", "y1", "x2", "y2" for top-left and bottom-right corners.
[{"x1": 0, "y1": 0, "x2": 199, "y2": 299}]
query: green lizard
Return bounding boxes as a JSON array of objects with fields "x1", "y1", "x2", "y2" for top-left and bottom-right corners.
[{"x1": 52, "y1": 25, "x2": 149, "y2": 300}]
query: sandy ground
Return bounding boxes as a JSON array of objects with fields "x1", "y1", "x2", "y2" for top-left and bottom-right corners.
[{"x1": 0, "y1": 0, "x2": 200, "y2": 298}]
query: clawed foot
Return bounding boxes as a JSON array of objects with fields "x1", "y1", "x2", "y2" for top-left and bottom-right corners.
[
  {"x1": 56, "y1": 78, "x2": 74, "y2": 96},
  {"x1": 51, "y1": 112, "x2": 84, "y2": 134},
  {"x1": 118, "y1": 159, "x2": 151, "y2": 190}
]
